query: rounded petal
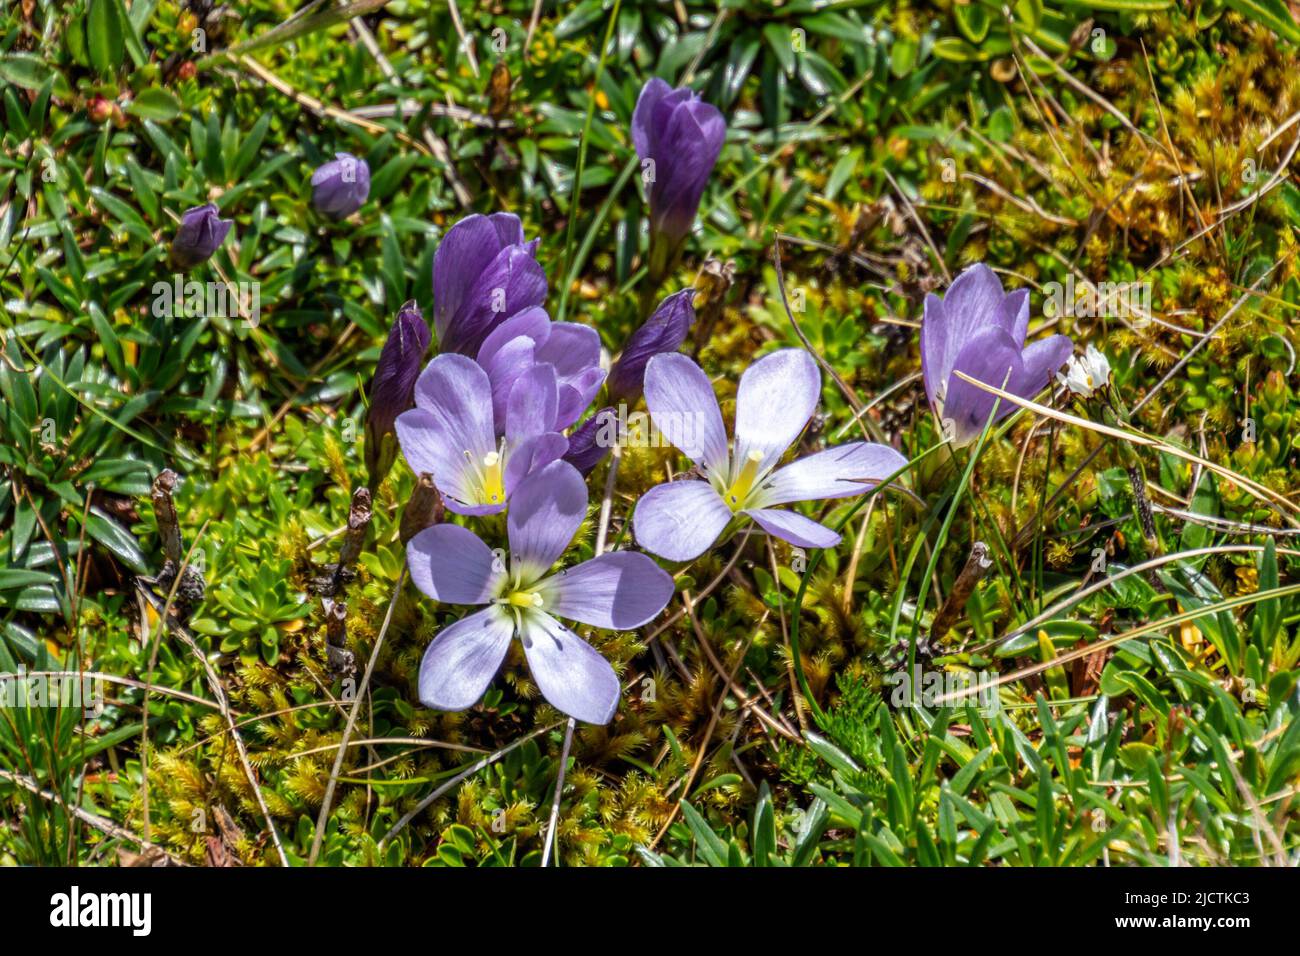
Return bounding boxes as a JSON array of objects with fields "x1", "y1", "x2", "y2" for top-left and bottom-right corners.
[
  {"x1": 506, "y1": 460, "x2": 588, "y2": 582},
  {"x1": 418, "y1": 606, "x2": 515, "y2": 712},
  {"x1": 744, "y1": 508, "x2": 841, "y2": 549},
  {"x1": 399, "y1": 355, "x2": 496, "y2": 502},
  {"x1": 1013, "y1": 334, "x2": 1073, "y2": 398},
  {"x1": 506, "y1": 362, "x2": 559, "y2": 442},
  {"x1": 997, "y1": 287, "x2": 1030, "y2": 346},
  {"x1": 940, "y1": 326, "x2": 1025, "y2": 447},
  {"x1": 396, "y1": 408, "x2": 478, "y2": 505},
  {"x1": 755, "y1": 442, "x2": 909, "y2": 507},
  {"x1": 631, "y1": 77, "x2": 674, "y2": 159},
  {"x1": 503, "y1": 431, "x2": 569, "y2": 495},
  {"x1": 643, "y1": 352, "x2": 729, "y2": 478},
  {"x1": 477, "y1": 306, "x2": 550, "y2": 370},
  {"x1": 433, "y1": 215, "x2": 508, "y2": 341},
  {"x1": 407, "y1": 523, "x2": 505, "y2": 605},
  {"x1": 733, "y1": 348, "x2": 820, "y2": 478},
  {"x1": 536, "y1": 551, "x2": 674, "y2": 630},
  {"x1": 519, "y1": 611, "x2": 620, "y2": 724},
  {"x1": 632, "y1": 479, "x2": 731, "y2": 562}
]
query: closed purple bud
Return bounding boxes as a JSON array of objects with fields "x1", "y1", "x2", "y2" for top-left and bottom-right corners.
[
  {"x1": 632, "y1": 78, "x2": 726, "y2": 247},
  {"x1": 366, "y1": 301, "x2": 431, "y2": 488},
  {"x1": 369, "y1": 301, "x2": 431, "y2": 440},
  {"x1": 433, "y1": 213, "x2": 547, "y2": 356},
  {"x1": 170, "y1": 203, "x2": 232, "y2": 269},
  {"x1": 312, "y1": 152, "x2": 371, "y2": 220},
  {"x1": 563, "y1": 407, "x2": 617, "y2": 475},
  {"x1": 607, "y1": 288, "x2": 696, "y2": 401}
]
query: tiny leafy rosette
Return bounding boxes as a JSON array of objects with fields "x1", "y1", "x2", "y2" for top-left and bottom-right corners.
[
  {"x1": 311, "y1": 152, "x2": 371, "y2": 220},
  {"x1": 170, "y1": 203, "x2": 232, "y2": 269},
  {"x1": 632, "y1": 78, "x2": 726, "y2": 249},
  {"x1": 921, "y1": 264, "x2": 1072, "y2": 446},
  {"x1": 633, "y1": 348, "x2": 907, "y2": 562},
  {"x1": 407, "y1": 460, "x2": 674, "y2": 724}
]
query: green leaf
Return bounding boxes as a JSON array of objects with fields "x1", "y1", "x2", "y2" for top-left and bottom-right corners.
[
  {"x1": 0, "y1": 54, "x2": 58, "y2": 91},
  {"x1": 127, "y1": 88, "x2": 182, "y2": 122},
  {"x1": 87, "y1": 0, "x2": 126, "y2": 75},
  {"x1": 679, "y1": 801, "x2": 729, "y2": 867}
]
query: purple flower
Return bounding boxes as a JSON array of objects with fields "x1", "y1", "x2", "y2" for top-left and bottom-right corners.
[
  {"x1": 311, "y1": 152, "x2": 371, "y2": 220},
  {"x1": 562, "y1": 407, "x2": 617, "y2": 476},
  {"x1": 606, "y1": 288, "x2": 696, "y2": 402},
  {"x1": 632, "y1": 78, "x2": 726, "y2": 248},
  {"x1": 922, "y1": 264, "x2": 1072, "y2": 447},
  {"x1": 170, "y1": 203, "x2": 232, "y2": 269},
  {"x1": 408, "y1": 460, "x2": 674, "y2": 724},
  {"x1": 365, "y1": 301, "x2": 431, "y2": 487},
  {"x1": 633, "y1": 349, "x2": 908, "y2": 562},
  {"x1": 433, "y1": 213, "x2": 548, "y2": 356},
  {"x1": 475, "y1": 307, "x2": 606, "y2": 432},
  {"x1": 395, "y1": 353, "x2": 568, "y2": 516}
]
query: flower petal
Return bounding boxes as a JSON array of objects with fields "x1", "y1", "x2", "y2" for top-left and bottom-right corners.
[
  {"x1": 418, "y1": 606, "x2": 515, "y2": 712},
  {"x1": 1013, "y1": 334, "x2": 1073, "y2": 398},
  {"x1": 996, "y1": 287, "x2": 1030, "y2": 346},
  {"x1": 744, "y1": 508, "x2": 841, "y2": 549},
  {"x1": 503, "y1": 431, "x2": 569, "y2": 495},
  {"x1": 632, "y1": 479, "x2": 731, "y2": 562},
  {"x1": 398, "y1": 354, "x2": 496, "y2": 504},
  {"x1": 536, "y1": 552, "x2": 674, "y2": 630},
  {"x1": 643, "y1": 353, "x2": 729, "y2": 477},
  {"x1": 921, "y1": 263, "x2": 1006, "y2": 417},
  {"x1": 519, "y1": 611, "x2": 620, "y2": 724},
  {"x1": 506, "y1": 362, "x2": 559, "y2": 443},
  {"x1": 940, "y1": 326, "x2": 1025, "y2": 447},
  {"x1": 433, "y1": 215, "x2": 508, "y2": 342},
  {"x1": 754, "y1": 442, "x2": 909, "y2": 507},
  {"x1": 506, "y1": 460, "x2": 588, "y2": 582},
  {"x1": 407, "y1": 523, "x2": 505, "y2": 605},
  {"x1": 477, "y1": 306, "x2": 550, "y2": 371},
  {"x1": 733, "y1": 348, "x2": 820, "y2": 478}
]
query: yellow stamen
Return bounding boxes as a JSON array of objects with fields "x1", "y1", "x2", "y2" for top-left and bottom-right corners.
[
  {"x1": 504, "y1": 590, "x2": 544, "y2": 609},
  {"x1": 480, "y1": 450, "x2": 504, "y2": 504},
  {"x1": 724, "y1": 450, "x2": 764, "y2": 510}
]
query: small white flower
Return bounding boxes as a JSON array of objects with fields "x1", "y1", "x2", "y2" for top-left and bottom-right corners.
[{"x1": 1057, "y1": 343, "x2": 1111, "y2": 397}]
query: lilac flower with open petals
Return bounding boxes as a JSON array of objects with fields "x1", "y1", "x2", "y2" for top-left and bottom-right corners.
[
  {"x1": 311, "y1": 152, "x2": 370, "y2": 220},
  {"x1": 408, "y1": 460, "x2": 674, "y2": 724},
  {"x1": 433, "y1": 213, "x2": 547, "y2": 356},
  {"x1": 396, "y1": 353, "x2": 568, "y2": 516},
  {"x1": 633, "y1": 349, "x2": 908, "y2": 562},
  {"x1": 170, "y1": 203, "x2": 231, "y2": 269},
  {"x1": 922, "y1": 264, "x2": 1072, "y2": 447},
  {"x1": 606, "y1": 288, "x2": 696, "y2": 402},
  {"x1": 633, "y1": 79, "x2": 726, "y2": 249}
]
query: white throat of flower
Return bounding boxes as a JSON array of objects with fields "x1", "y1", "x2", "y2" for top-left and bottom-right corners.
[{"x1": 715, "y1": 449, "x2": 769, "y2": 513}]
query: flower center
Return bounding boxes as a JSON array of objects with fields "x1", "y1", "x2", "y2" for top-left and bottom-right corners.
[
  {"x1": 464, "y1": 440, "x2": 507, "y2": 505},
  {"x1": 502, "y1": 589, "x2": 544, "y2": 609},
  {"x1": 724, "y1": 450, "x2": 764, "y2": 511}
]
